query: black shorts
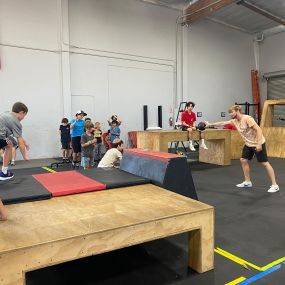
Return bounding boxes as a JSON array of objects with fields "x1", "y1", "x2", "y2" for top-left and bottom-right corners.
[
  {"x1": 0, "y1": 139, "x2": 7, "y2": 150},
  {"x1": 61, "y1": 141, "x2": 71, "y2": 150},
  {"x1": 242, "y1": 143, "x2": 268, "y2": 163},
  {"x1": 72, "y1": 137, "x2": 81, "y2": 153}
]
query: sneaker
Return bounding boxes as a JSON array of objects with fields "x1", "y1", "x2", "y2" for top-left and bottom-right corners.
[
  {"x1": 236, "y1": 181, "x2": 252, "y2": 188},
  {"x1": 10, "y1": 161, "x2": 15, "y2": 166},
  {"x1": 0, "y1": 171, "x2": 14, "y2": 181},
  {"x1": 200, "y1": 143, "x2": 208, "y2": 150},
  {"x1": 267, "y1": 185, "x2": 280, "y2": 193},
  {"x1": 189, "y1": 145, "x2": 195, "y2": 151}
]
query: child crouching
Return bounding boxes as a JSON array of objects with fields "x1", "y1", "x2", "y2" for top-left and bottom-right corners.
[{"x1": 98, "y1": 139, "x2": 123, "y2": 168}]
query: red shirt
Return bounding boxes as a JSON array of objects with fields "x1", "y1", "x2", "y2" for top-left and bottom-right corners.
[{"x1": 181, "y1": 111, "x2": 196, "y2": 127}]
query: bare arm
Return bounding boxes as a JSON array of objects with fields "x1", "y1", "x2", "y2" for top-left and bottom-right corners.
[
  {"x1": 0, "y1": 199, "x2": 7, "y2": 221},
  {"x1": 252, "y1": 124, "x2": 263, "y2": 150},
  {"x1": 205, "y1": 120, "x2": 232, "y2": 127},
  {"x1": 70, "y1": 120, "x2": 77, "y2": 129},
  {"x1": 17, "y1": 137, "x2": 30, "y2": 160}
]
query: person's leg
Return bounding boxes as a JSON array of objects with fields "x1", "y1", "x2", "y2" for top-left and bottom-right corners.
[
  {"x1": 256, "y1": 143, "x2": 279, "y2": 192},
  {"x1": 188, "y1": 129, "x2": 195, "y2": 151},
  {"x1": 0, "y1": 199, "x2": 7, "y2": 221},
  {"x1": 98, "y1": 143, "x2": 102, "y2": 160},
  {"x1": 236, "y1": 145, "x2": 253, "y2": 188},
  {"x1": 11, "y1": 147, "x2": 16, "y2": 165},
  {"x1": 200, "y1": 131, "x2": 208, "y2": 150},
  {"x1": 2, "y1": 144, "x2": 12, "y2": 169},
  {"x1": 240, "y1": 158, "x2": 251, "y2": 182},
  {"x1": 262, "y1": 162, "x2": 277, "y2": 185}
]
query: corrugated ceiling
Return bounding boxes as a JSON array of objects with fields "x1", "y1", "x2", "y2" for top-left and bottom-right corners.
[{"x1": 142, "y1": 0, "x2": 285, "y2": 34}]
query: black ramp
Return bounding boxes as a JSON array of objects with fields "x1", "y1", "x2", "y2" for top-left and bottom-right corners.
[
  {"x1": 120, "y1": 154, "x2": 168, "y2": 184},
  {"x1": 163, "y1": 158, "x2": 198, "y2": 200},
  {"x1": 0, "y1": 176, "x2": 52, "y2": 205},
  {"x1": 78, "y1": 168, "x2": 150, "y2": 189}
]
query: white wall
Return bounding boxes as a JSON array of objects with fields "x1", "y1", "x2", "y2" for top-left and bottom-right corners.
[
  {"x1": 0, "y1": 0, "x2": 61, "y2": 159},
  {"x1": 68, "y1": 0, "x2": 178, "y2": 144},
  {"x1": 184, "y1": 20, "x2": 255, "y2": 123},
  {"x1": 0, "y1": 0, "x2": 257, "y2": 159},
  {"x1": 259, "y1": 32, "x2": 285, "y2": 101}
]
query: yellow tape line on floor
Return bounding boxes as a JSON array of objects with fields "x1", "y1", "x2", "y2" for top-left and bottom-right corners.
[
  {"x1": 261, "y1": 257, "x2": 285, "y2": 271},
  {"x1": 216, "y1": 247, "x2": 285, "y2": 272},
  {"x1": 215, "y1": 248, "x2": 261, "y2": 271},
  {"x1": 215, "y1": 248, "x2": 249, "y2": 269},
  {"x1": 42, "y1": 166, "x2": 57, "y2": 173},
  {"x1": 225, "y1": 276, "x2": 246, "y2": 285}
]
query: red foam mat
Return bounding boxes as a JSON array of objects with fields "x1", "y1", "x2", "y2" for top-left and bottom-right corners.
[
  {"x1": 124, "y1": 148, "x2": 181, "y2": 162},
  {"x1": 33, "y1": 171, "x2": 106, "y2": 197}
]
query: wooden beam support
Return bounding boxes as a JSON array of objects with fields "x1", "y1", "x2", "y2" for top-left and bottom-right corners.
[
  {"x1": 183, "y1": 0, "x2": 237, "y2": 25},
  {"x1": 237, "y1": 0, "x2": 285, "y2": 26}
]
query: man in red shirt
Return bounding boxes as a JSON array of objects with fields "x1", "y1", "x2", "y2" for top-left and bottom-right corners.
[{"x1": 181, "y1": 101, "x2": 208, "y2": 151}]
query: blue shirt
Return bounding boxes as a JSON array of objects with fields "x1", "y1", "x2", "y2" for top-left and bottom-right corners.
[
  {"x1": 70, "y1": 119, "x2": 85, "y2": 138},
  {"x1": 109, "y1": 127, "x2": 120, "y2": 142}
]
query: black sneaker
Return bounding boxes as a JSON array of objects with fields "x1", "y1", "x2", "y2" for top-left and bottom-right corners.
[{"x1": 0, "y1": 170, "x2": 14, "y2": 181}]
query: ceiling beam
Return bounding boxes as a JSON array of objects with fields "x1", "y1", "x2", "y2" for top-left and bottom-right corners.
[
  {"x1": 182, "y1": 0, "x2": 237, "y2": 25},
  {"x1": 237, "y1": 0, "x2": 285, "y2": 26}
]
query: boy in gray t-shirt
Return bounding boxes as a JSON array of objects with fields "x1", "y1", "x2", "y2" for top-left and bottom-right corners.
[
  {"x1": 81, "y1": 121, "x2": 96, "y2": 169},
  {"x1": 0, "y1": 102, "x2": 30, "y2": 180},
  {"x1": 0, "y1": 102, "x2": 30, "y2": 221}
]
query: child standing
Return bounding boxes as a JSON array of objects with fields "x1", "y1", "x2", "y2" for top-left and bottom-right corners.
[
  {"x1": 70, "y1": 110, "x2": 86, "y2": 167},
  {"x1": 59, "y1": 118, "x2": 71, "y2": 162},
  {"x1": 81, "y1": 121, "x2": 96, "y2": 169},
  {"x1": 98, "y1": 139, "x2": 123, "y2": 168},
  {"x1": 94, "y1": 122, "x2": 103, "y2": 161},
  {"x1": 109, "y1": 121, "x2": 121, "y2": 142}
]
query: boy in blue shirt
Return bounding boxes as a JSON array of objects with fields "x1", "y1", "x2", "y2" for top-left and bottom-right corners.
[
  {"x1": 109, "y1": 120, "x2": 121, "y2": 142},
  {"x1": 70, "y1": 110, "x2": 86, "y2": 167}
]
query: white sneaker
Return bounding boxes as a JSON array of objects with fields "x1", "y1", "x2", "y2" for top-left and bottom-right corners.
[
  {"x1": 189, "y1": 145, "x2": 195, "y2": 151},
  {"x1": 267, "y1": 185, "x2": 280, "y2": 193},
  {"x1": 236, "y1": 181, "x2": 252, "y2": 188},
  {"x1": 200, "y1": 143, "x2": 208, "y2": 150}
]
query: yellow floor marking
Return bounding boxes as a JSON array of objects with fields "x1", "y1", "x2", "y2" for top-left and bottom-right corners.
[
  {"x1": 215, "y1": 248, "x2": 261, "y2": 271},
  {"x1": 261, "y1": 257, "x2": 285, "y2": 271},
  {"x1": 42, "y1": 166, "x2": 56, "y2": 173},
  {"x1": 225, "y1": 276, "x2": 246, "y2": 285}
]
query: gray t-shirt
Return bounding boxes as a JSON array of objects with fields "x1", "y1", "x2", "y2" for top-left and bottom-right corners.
[
  {"x1": 81, "y1": 132, "x2": 95, "y2": 157},
  {"x1": 0, "y1": 112, "x2": 22, "y2": 140}
]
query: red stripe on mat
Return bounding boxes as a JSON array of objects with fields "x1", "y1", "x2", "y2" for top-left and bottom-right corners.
[
  {"x1": 124, "y1": 148, "x2": 181, "y2": 162},
  {"x1": 33, "y1": 171, "x2": 106, "y2": 197}
]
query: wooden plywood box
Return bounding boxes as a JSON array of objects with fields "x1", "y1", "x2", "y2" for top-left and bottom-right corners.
[
  {"x1": 260, "y1": 100, "x2": 285, "y2": 158},
  {"x1": 0, "y1": 184, "x2": 214, "y2": 284}
]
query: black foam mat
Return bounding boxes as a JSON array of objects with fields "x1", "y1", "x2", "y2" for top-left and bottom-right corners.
[
  {"x1": 0, "y1": 175, "x2": 52, "y2": 205},
  {"x1": 78, "y1": 168, "x2": 150, "y2": 189},
  {"x1": 12, "y1": 167, "x2": 49, "y2": 176}
]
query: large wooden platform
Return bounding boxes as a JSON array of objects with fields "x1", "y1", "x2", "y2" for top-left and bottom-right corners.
[
  {"x1": 261, "y1": 99, "x2": 285, "y2": 158},
  {"x1": 0, "y1": 184, "x2": 214, "y2": 285},
  {"x1": 137, "y1": 129, "x2": 231, "y2": 165}
]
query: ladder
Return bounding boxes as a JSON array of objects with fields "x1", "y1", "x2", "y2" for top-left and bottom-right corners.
[{"x1": 170, "y1": 102, "x2": 188, "y2": 153}]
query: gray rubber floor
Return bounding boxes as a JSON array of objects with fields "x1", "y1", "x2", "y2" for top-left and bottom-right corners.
[{"x1": 20, "y1": 157, "x2": 285, "y2": 284}]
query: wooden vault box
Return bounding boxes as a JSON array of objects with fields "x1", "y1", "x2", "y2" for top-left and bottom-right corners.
[
  {"x1": 0, "y1": 184, "x2": 214, "y2": 285},
  {"x1": 261, "y1": 99, "x2": 285, "y2": 158}
]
